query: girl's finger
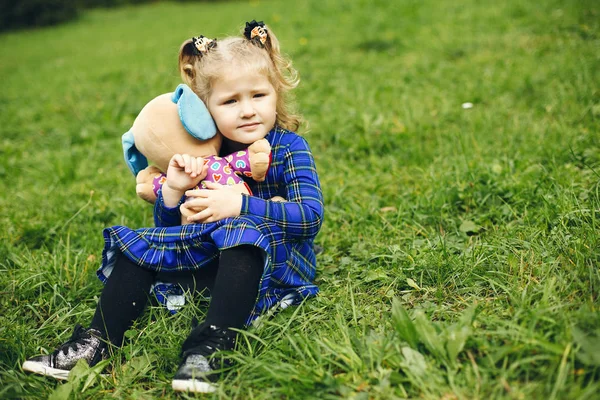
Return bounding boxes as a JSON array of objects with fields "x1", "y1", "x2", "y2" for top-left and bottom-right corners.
[
  {"x1": 203, "y1": 181, "x2": 224, "y2": 190},
  {"x1": 202, "y1": 215, "x2": 216, "y2": 223},
  {"x1": 189, "y1": 156, "x2": 197, "y2": 177},
  {"x1": 188, "y1": 208, "x2": 213, "y2": 223},
  {"x1": 171, "y1": 154, "x2": 184, "y2": 167},
  {"x1": 196, "y1": 157, "x2": 206, "y2": 176},
  {"x1": 185, "y1": 189, "x2": 210, "y2": 197},
  {"x1": 184, "y1": 197, "x2": 207, "y2": 208},
  {"x1": 199, "y1": 163, "x2": 208, "y2": 179},
  {"x1": 182, "y1": 154, "x2": 191, "y2": 173}
]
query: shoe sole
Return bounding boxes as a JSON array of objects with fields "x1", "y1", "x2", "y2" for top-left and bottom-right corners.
[
  {"x1": 172, "y1": 378, "x2": 217, "y2": 393},
  {"x1": 22, "y1": 361, "x2": 69, "y2": 380}
]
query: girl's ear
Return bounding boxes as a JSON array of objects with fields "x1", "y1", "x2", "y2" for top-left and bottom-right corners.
[
  {"x1": 179, "y1": 40, "x2": 198, "y2": 82},
  {"x1": 171, "y1": 84, "x2": 217, "y2": 140}
]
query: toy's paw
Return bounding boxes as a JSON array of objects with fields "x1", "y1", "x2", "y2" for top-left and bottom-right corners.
[
  {"x1": 248, "y1": 138, "x2": 270, "y2": 155},
  {"x1": 270, "y1": 196, "x2": 285, "y2": 202},
  {"x1": 135, "y1": 165, "x2": 163, "y2": 204},
  {"x1": 248, "y1": 139, "x2": 271, "y2": 182},
  {"x1": 136, "y1": 183, "x2": 158, "y2": 203},
  {"x1": 180, "y1": 200, "x2": 210, "y2": 225},
  {"x1": 249, "y1": 153, "x2": 269, "y2": 182},
  {"x1": 179, "y1": 202, "x2": 199, "y2": 225},
  {"x1": 136, "y1": 165, "x2": 163, "y2": 184}
]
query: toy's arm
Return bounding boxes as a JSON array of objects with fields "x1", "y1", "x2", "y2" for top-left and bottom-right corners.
[
  {"x1": 248, "y1": 139, "x2": 271, "y2": 181},
  {"x1": 135, "y1": 166, "x2": 165, "y2": 204},
  {"x1": 239, "y1": 136, "x2": 323, "y2": 240},
  {"x1": 225, "y1": 139, "x2": 271, "y2": 182},
  {"x1": 139, "y1": 155, "x2": 245, "y2": 204},
  {"x1": 203, "y1": 156, "x2": 245, "y2": 187},
  {"x1": 147, "y1": 155, "x2": 262, "y2": 225},
  {"x1": 179, "y1": 156, "x2": 251, "y2": 222}
]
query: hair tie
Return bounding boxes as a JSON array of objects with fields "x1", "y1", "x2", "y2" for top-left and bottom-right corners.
[
  {"x1": 244, "y1": 20, "x2": 268, "y2": 46},
  {"x1": 191, "y1": 35, "x2": 217, "y2": 56}
]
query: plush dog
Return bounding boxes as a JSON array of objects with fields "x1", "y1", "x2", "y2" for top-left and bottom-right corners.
[{"x1": 122, "y1": 84, "x2": 271, "y2": 219}]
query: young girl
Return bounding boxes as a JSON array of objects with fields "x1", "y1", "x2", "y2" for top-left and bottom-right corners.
[{"x1": 23, "y1": 20, "x2": 324, "y2": 393}]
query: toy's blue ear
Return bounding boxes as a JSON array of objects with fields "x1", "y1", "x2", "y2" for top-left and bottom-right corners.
[
  {"x1": 172, "y1": 84, "x2": 217, "y2": 140},
  {"x1": 122, "y1": 129, "x2": 148, "y2": 176}
]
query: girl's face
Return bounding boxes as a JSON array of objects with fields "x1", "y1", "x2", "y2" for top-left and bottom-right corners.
[{"x1": 207, "y1": 69, "x2": 277, "y2": 146}]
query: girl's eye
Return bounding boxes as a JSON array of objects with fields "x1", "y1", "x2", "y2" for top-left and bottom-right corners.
[
  {"x1": 223, "y1": 99, "x2": 236, "y2": 105},
  {"x1": 254, "y1": 93, "x2": 266, "y2": 98}
]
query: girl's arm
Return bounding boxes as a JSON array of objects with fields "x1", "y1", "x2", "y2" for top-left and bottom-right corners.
[
  {"x1": 153, "y1": 188, "x2": 185, "y2": 227},
  {"x1": 154, "y1": 154, "x2": 207, "y2": 227},
  {"x1": 240, "y1": 135, "x2": 324, "y2": 240}
]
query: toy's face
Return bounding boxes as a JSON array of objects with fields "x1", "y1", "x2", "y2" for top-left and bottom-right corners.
[
  {"x1": 207, "y1": 69, "x2": 276, "y2": 146},
  {"x1": 131, "y1": 92, "x2": 222, "y2": 172}
]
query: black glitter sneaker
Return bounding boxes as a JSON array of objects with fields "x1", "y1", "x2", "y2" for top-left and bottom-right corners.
[
  {"x1": 22, "y1": 325, "x2": 107, "y2": 380},
  {"x1": 172, "y1": 323, "x2": 237, "y2": 393}
]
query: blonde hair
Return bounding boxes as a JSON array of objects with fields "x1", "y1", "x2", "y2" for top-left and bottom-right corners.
[{"x1": 178, "y1": 24, "x2": 301, "y2": 132}]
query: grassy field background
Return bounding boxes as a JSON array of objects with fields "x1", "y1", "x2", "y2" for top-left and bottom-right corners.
[{"x1": 1, "y1": 0, "x2": 599, "y2": 398}]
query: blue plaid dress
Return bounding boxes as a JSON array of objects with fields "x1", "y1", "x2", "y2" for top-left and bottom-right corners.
[{"x1": 97, "y1": 127, "x2": 324, "y2": 325}]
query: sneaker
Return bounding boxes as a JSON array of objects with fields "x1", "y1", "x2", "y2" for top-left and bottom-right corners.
[
  {"x1": 171, "y1": 323, "x2": 237, "y2": 393},
  {"x1": 22, "y1": 325, "x2": 107, "y2": 380}
]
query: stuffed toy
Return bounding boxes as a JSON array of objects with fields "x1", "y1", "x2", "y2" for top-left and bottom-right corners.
[{"x1": 122, "y1": 84, "x2": 271, "y2": 219}]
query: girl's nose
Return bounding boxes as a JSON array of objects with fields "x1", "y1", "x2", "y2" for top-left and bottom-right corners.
[{"x1": 240, "y1": 101, "x2": 256, "y2": 118}]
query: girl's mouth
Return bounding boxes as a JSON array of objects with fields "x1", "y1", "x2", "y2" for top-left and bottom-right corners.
[{"x1": 238, "y1": 122, "x2": 260, "y2": 129}]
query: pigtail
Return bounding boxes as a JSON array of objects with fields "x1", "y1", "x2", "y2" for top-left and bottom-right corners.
[
  {"x1": 178, "y1": 36, "x2": 217, "y2": 90},
  {"x1": 243, "y1": 21, "x2": 301, "y2": 131}
]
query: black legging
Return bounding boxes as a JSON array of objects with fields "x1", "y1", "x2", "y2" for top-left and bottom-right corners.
[{"x1": 90, "y1": 245, "x2": 264, "y2": 346}]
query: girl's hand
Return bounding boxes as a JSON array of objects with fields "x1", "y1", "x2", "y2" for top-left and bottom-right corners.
[
  {"x1": 182, "y1": 181, "x2": 243, "y2": 223},
  {"x1": 162, "y1": 154, "x2": 207, "y2": 207},
  {"x1": 165, "y1": 154, "x2": 207, "y2": 192}
]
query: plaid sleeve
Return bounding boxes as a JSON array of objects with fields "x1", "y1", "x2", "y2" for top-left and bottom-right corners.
[
  {"x1": 240, "y1": 135, "x2": 324, "y2": 240},
  {"x1": 153, "y1": 189, "x2": 185, "y2": 227}
]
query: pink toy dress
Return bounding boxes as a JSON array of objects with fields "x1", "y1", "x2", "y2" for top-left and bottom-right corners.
[{"x1": 151, "y1": 149, "x2": 260, "y2": 197}]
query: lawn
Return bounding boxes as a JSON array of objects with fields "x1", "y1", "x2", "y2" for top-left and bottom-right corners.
[{"x1": 0, "y1": 0, "x2": 599, "y2": 398}]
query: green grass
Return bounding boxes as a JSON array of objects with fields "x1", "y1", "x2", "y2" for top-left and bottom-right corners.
[{"x1": 1, "y1": 0, "x2": 599, "y2": 398}]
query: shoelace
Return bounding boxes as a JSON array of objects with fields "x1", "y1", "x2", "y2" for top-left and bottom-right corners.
[
  {"x1": 57, "y1": 324, "x2": 94, "y2": 356},
  {"x1": 181, "y1": 323, "x2": 236, "y2": 358}
]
